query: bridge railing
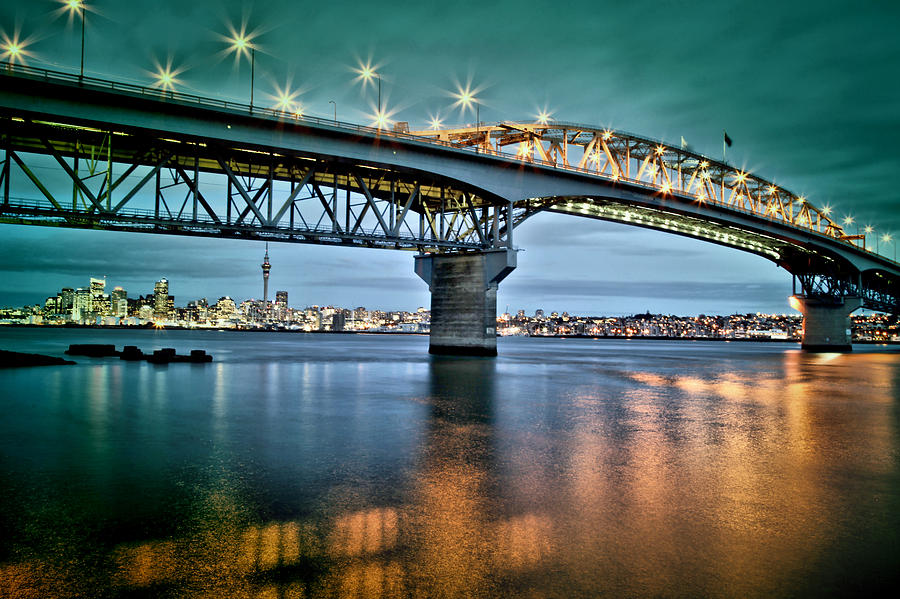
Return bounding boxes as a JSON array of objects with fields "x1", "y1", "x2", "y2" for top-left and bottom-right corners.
[{"x1": 2, "y1": 62, "x2": 893, "y2": 264}]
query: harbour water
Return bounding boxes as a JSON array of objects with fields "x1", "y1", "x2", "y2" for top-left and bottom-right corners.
[{"x1": 1, "y1": 328, "x2": 898, "y2": 597}]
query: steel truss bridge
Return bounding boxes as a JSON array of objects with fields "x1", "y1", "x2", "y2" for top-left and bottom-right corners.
[{"x1": 0, "y1": 63, "x2": 898, "y2": 315}]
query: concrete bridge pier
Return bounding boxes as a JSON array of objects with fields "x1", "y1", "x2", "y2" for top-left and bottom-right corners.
[
  {"x1": 794, "y1": 296, "x2": 862, "y2": 351},
  {"x1": 415, "y1": 249, "x2": 517, "y2": 356}
]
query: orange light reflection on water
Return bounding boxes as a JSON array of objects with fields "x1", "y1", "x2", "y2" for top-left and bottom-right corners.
[{"x1": 1, "y1": 351, "x2": 898, "y2": 597}]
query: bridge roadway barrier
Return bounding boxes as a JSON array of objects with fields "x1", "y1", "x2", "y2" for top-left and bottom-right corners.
[
  {"x1": 794, "y1": 296, "x2": 862, "y2": 352},
  {"x1": 415, "y1": 249, "x2": 517, "y2": 356}
]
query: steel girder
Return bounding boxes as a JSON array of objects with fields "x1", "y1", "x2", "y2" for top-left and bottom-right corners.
[
  {"x1": 787, "y1": 252, "x2": 899, "y2": 312},
  {"x1": 413, "y1": 121, "x2": 852, "y2": 244},
  {"x1": 0, "y1": 117, "x2": 512, "y2": 252}
]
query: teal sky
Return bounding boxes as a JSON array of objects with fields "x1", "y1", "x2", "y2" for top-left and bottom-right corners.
[{"x1": 1, "y1": 0, "x2": 898, "y2": 315}]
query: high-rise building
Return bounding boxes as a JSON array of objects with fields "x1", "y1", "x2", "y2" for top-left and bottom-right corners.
[
  {"x1": 332, "y1": 310, "x2": 346, "y2": 331},
  {"x1": 94, "y1": 295, "x2": 111, "y2": 317},
  {"x1": 44, "y1": 296, "x2": 59, "y2": 313},
  {"x1": 261, "y1": 244, "x2": 271, "y2": 304},
  {"x1": 153, "y1": 278, "x2": 169, "y2": 320},
  {"x1": 273, "y1": 290, "x2": 288, "y2": 322},
  {"x1": 213, "y1": 296, "x2": 236, "y2": 320},
  {"x1": 111, "y1": 287, "x2": 127, "y2": 317},
  {"x1": 72, "y1": 288, "x2": 92, "y2": 321},
  {"x1": 89, "y1": 277, "x2": 105, "y2": 296},
  {"x1": 89, "y1": 277, "x2": 106, "y2": 314},
  {"x1": 59, "y1": 288, "x2": 74, "y2": 314}
]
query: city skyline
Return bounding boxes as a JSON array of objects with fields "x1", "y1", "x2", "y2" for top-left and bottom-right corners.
[{"x1": 0, "y1": 1, "x2": 898, "y2": 316}]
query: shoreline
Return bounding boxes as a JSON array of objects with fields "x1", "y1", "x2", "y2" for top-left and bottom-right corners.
[{"x1": 2, "y1": 322, "x2": 897, "y2": 345}]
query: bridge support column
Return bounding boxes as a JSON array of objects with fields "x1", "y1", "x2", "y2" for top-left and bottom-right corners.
[
  {"x1": 794, "y1": 296, "x2": 861, "y2": 352},
  {"x1": 415, "y1": 249, "x2": 517, "y2": 356}
]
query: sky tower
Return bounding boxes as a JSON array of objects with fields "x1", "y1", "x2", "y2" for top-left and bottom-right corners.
[{"x1": 261, "y1": 243, "x2": 271, "y2": 304}]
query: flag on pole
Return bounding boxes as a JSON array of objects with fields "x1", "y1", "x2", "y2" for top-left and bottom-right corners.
[{"x1": 724, "y1": 130, "x2": 733, "y2": 147}]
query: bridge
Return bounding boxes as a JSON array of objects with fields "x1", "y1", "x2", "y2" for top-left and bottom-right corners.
[{"x1": 1, "y1": 63, "x2": 898, "y2": 354}]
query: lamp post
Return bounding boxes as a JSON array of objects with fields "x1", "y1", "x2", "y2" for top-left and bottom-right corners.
[
  {"x1": 329, "y1": 100, "x2": 336, "y2": 122},
  {"x1": 880, "y1": 233, "x2": 890, "y2": 259},
  {"x1": 64, "y1": 0, "x2": 86, "y2": 79},
  {"x1": 228, "y1": 34, "x2": 256, "y2": 111},
  {"x1": 361, "y1": 66, "x2": 385, "y2": 128},
  {"x1": 3, "y1": 43, "x2": 20, "y2": 70},
  {"x1": 454, "y1": 86, "x2": 481, "y2": 147}
]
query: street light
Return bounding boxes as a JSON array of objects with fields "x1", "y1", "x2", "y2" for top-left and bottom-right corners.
[
  {"x1": 1, "y1": 40, "x2": 20, "y2": 69},
  {"x1": 233, "y1": 37, "x2": 255, "y2": 109},
  {"x1": 360, "y1": 65, "x2": 384, "y2": 126},
  {"x1": 877, "y1": 232, "x2": 891, "y2": 256},
  {"x1": 453, "y1": 85, "x2": 481, "y2": 147},
  {"x1": 149, "y1": 57, "x2": 185, "y2": 93},
  {"x1": 224, "y1": 27, "x2": 259, "y2": 111},
  {"x1": 865, "y1": 225, "x2": 874, "y2": 251},
  {"x1": 883, "y1": 233, "x2": 895, "y2": 261},
  {"x1": 358, "y1": 63, "x2": 391, "y2": 129},
  {"x1": 63, "y1": 0, "x2": 86, "y2": 79},
  {"x1": 329, "y1": 100, "x2": 336, "y2": 122}
]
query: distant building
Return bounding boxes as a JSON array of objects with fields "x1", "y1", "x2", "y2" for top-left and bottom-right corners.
[
  {"x1": 89, "y1": 277, "x2": 105, "y2": 298},
  {"x1": 153, "y1": 278, "x2": 169, "y2": 320},
  {"x1": 44, "y1": 296, "x2": 59, "y2": 313},
  {"x1": 72, "y1": 288, "x2": 92, "y2": 321},
  {"x1": 111, "y1": 286, "x2": 127, "y2": 317},
  {"x1": 213, "y1": 296, "x2": 236, "y2": 320},
  {"x1": 261, "y1": 245, "x2": 271, "y2": 304},
  {"x1": 59, "y1": 288, "x2": 74, "y2": 314},
  {"x1": 90, "y1": 277, "x2": 110, "y2": 316}
]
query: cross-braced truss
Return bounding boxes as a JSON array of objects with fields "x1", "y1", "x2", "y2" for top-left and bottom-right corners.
[{"x1": 0, "y1": 117, "x2": 512, "y2": 252}]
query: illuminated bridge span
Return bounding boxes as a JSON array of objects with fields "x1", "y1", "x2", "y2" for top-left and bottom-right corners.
[{"x1": 1, "y1": 64, "x2": 898, "y2": 354}]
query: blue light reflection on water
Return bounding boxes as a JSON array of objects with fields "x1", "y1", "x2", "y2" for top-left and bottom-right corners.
[{"x1": 0, "y1": 328, "x2": 898, "y2": 597}]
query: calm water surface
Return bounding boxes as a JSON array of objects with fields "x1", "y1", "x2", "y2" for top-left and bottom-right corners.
[{"x1": 1, "y1": 328, "x2": 898, "y2": 598}]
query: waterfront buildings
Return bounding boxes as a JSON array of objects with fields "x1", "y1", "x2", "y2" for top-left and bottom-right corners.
[{"x1": 1, "y1": 274, "x2": 898, "y2": 341}]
